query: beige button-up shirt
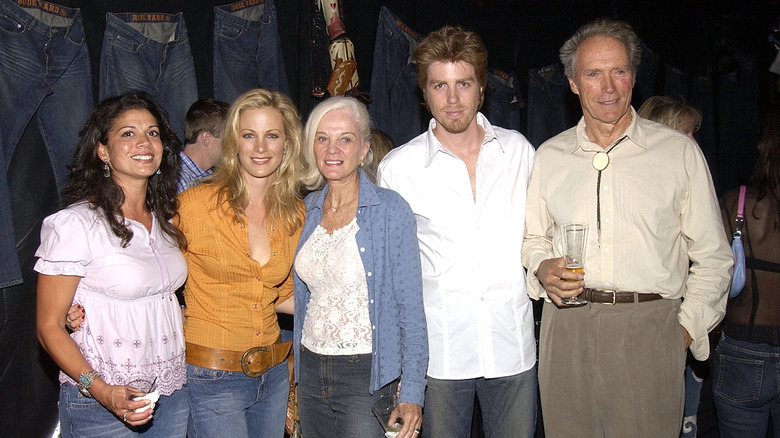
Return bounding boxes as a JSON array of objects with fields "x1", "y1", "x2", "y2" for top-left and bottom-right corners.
[{"x1": 522, "y1": 108, "x2": 732, "y2": 360}]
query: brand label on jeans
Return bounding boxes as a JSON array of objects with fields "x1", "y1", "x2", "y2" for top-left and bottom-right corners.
[
  {"x1": 130, "y1": 14, "x2": 173, "y2": 22},
  {"x1": 18, "y1": 0, "x2": 68, "y2": 17},
  {"x1": 231, "y1": 0, "x2": 265, "y2": 12}
]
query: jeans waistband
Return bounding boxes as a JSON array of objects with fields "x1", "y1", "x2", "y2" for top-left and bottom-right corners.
[
  {"x1": 3, "y1": 0, "x2": 82, "y2": 36},
  {"x1": 377, "y1": 6, "x2": 421, "y2": 42},
  {"x1": 106, "y1": 12, "x2": 188, "y2": 49},
  {"x1": 216, "y1": 0, "x2": 268, "y2": 16}
]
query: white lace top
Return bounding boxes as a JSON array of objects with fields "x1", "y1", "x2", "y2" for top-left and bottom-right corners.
[{"x1": 296, "y1": 217, "x2": 372, "y2": 355}]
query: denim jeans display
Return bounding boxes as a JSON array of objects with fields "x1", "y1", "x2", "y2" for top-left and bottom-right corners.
[
  {"x1": 0, "y1": 0, "x2": 93, "y2": 288},
  {"x1": 59, "y1": 382, "x2": 189, "y2": 438},
  {"x1": 187, "y1": 361, "x2": 288, "y2": 437},
  {"x1": 369, "y1": 6, "x2": 423, "y2": 145},
  {"x1": 713, "y1": 334, "x2": 780, "y2": 438},
  {"x1": 483, "y1": 69, "x2": 525, "y2": 132},
  {"x1": 297, "y1": 347, "x2": 394, "y2": 438},
  {"x1": 527, "y1": 64, "x2": 575, "y2": 148},
  {"x1": 213, "y1": 0, "x2": 289, "y2": 104},
  {"x1": 99, "y1": 12, "x2": 198, "y2": 142},
  {"x1": 633, "y1": 40, "x2": 658, "y2": 106}
]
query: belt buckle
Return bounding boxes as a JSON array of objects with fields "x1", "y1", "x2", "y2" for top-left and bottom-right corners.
[
  {"x1": 602, "y1": 289, "x2": 617, "y2": 305},
  {"x1": 241, "y1": 346, "x2": 270, "y2": 378}
]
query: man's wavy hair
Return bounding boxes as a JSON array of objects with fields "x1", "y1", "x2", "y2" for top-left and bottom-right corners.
[
  {"x1": 62, "y1": 90, "x2": 186, "y2": 249},
  {"x1": 559, "y1": 17, "x2": 641, "y2": 80},
  {"x1": 207, "y1": 88, "x2": 305, "y2": 235},
  {"x1": 414, "y1": 26, "x2": 488, "y2": 109}
]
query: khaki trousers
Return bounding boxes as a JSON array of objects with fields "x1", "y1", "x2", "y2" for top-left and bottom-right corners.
[{"x1": 538, "y1": 298, "x2": 685, "y2": 438}]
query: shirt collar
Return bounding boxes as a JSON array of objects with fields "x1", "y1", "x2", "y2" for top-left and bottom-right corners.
[
  {"x1": 423, "y1": 112, "x2": 501, "y2": 167},
  {"x1": 568, "y1": 106, "x2": 646, "y2": 154},
  {"x1": 179, "y1": 150, "x2": 207, "y2": 173}
]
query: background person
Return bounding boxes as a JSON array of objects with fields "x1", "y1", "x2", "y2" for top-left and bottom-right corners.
[
  {"x1": 522, "y1": 18, "x2": 732, "y2": 437},
  {"x1": 35, "y1": 91, "x2": 189, "y2": 437},
  {"x1": 378, "y1": 26, "x2": 538, "y2": 438},
  {"x1": 293, "y1": 96, "x2": 427, "y2": 438},
  {"x1": 178, "y1": 98, "x2": 230, "y2": 193},
  {"x1": 714, "y1": 110, "x2": 780, "y2": 438},
  {"x1": 176, "y1": 88, "x2": 305, "y2": 437}
]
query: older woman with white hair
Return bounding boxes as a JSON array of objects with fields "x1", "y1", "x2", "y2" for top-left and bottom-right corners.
[{"x1": 293, "y1": 97, "x2": 428, "y2": 438}]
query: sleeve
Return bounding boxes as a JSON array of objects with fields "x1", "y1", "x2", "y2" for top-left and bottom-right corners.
[
  {"x1": 678, "y1": 143, "x2": 733, "y2": 360},
  {"x1": 521, "y1": 154, "x2": 555, "y2": 300},
  {"x1": 34, "y1": 209, "x2": 94, "y2": 277},
  {"x1": 390, "y1": 195, "x2": 428, "y2": 406}
]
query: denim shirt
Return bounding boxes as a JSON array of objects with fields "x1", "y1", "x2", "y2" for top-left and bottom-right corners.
[{"x1": 294, "y1": 169, "x2": 428, "y2": 406}]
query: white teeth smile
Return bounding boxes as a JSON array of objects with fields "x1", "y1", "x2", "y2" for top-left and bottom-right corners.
[
  {"x1": 133, "y1": 155, "x2": 153, "y2": 160},
  {"x1": 325, "y1": 160, "x2": 342, "y2": 165}
]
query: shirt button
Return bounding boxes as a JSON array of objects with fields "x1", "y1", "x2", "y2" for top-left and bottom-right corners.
[
  {"x1": 606, "y1": 281, "x2": 611, "y2": 286},
  {"x1": 480, "y1": 297, "x2": 484, "y2": 301},
  {"x1": 605, "y1": 218, "x2": 611, "y2": 223},
  {"x1": 367, "y1": 272, "x2": 372, "y2": 277},
  {"x1": 360, "y1": 247, "x2": 365, "y2": 253},
  {"x1": 256, "y1": 331, "x2": 260, "y2": 336},
  {"x1": 273, "y1": 252, "x2": 277, "y2": 256},
  {"x1": 253, "y1": 304, "x2": 258, "y2": 309},
  {"x1": 256, "y1": 277, "x2": 261, "y2": 281},
  {"x1": 604, "y1": 248, "x2": 611, "y2": 253},
  {"x1": 604, "y1": 186, "x2": 609, "y2": 191},
  {"x1": 370, "y1": 299, "x2": 374, "y2": 303},
  {"x1": 372, "y1": 325, "x2": 376, "y2": 330}
]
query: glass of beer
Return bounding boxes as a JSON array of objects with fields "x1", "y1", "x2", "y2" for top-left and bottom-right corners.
[{"x1": 560, "y1": 223, "x2": 588, "y2": 306}]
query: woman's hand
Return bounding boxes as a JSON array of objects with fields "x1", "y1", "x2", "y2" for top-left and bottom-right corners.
[
  {"x1": 390, "y1": 402, "x2": 422, "y2": 438},
  {"x1": 90, "y1": 380, "x2": 154, "y2": 427},
  {"x1": 66, "y1": 304, "x2": 85, "y2": 331}
]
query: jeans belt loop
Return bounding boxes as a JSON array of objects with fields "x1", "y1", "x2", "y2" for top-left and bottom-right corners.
[{"x1": 603, "y1": 289, "x2": 617, "y2": 305}]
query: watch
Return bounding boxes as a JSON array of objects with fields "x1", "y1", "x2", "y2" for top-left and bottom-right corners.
[{"x1": 77, "y1": 370, "x2": 101, "y2": 397}]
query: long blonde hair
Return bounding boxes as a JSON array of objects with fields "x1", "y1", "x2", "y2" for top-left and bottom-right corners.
[{"x1": 208, "y1": 88, "x2": 305, "y2": 235}]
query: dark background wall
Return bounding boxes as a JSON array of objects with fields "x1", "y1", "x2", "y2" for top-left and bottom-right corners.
[{"x1": 2, "y1": 1, "x2": 778, "y2": 437}]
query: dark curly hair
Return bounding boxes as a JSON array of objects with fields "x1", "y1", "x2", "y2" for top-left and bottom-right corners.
[{"x1": 61, "y1": 91, "x2": 186, "y2": 249}]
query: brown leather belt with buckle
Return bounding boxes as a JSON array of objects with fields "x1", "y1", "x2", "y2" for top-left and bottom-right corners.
[
  {"x1": 581, "y1": 288, "x2": 663, "y2": 305},
  {"x1": 186, "y1": 338, "x2": 292, "y2": 377}
]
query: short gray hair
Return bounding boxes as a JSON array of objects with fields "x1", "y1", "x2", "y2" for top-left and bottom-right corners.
[
  {"x1": 301, "y1": 97, "x2": 373, "y2": 190},
  {"x1": 559, "y1": 18, "x2": 641, "y2": 79}
]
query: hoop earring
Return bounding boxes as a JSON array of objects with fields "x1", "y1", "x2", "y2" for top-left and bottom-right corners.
[{"x1": 103, "y1": 160, "x2": 111, "y2": 178}]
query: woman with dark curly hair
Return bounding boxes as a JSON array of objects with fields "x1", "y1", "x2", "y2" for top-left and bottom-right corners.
[{"x1": 35, "y1": 91, "x2": 189, "y2": 437}]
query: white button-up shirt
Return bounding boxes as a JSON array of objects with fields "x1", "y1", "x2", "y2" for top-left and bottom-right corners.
[{"x1": 378, "y1": 113, "x2": 537, "y2": 379}]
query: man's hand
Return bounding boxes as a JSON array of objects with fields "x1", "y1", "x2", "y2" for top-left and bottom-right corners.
[
  {"x1": 681, "y1": 325, "x2": 693, "y2": 350},
  {"x1": 536, "y1": 257, "x2": 584, "y2": 306},
  {"x1": 390, "y1": 402, "x2": 422, "y2": 438}
]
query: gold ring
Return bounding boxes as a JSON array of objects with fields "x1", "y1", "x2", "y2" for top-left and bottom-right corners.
[{"x1": 122, "y1": 411, "x2": 129, "y2": 422}]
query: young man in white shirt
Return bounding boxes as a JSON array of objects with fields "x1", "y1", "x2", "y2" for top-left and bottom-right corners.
[{"x1": 378, "y1": 26, "x2": 538, "y2": 438}]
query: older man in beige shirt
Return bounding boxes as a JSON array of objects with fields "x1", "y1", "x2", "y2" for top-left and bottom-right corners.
[{"x1": 521, "y1": 18, "x2": 732, "y2": 437}]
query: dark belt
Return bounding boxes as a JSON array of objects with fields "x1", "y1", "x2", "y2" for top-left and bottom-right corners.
[
  {"x1": 581, "y1": 288, "x2": 663, "y2": 305},
  {"x1": 186, "y1": 338, "x2": 292, "y2": 377}
]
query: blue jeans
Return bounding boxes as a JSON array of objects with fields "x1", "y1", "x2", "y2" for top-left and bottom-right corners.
[
  {"x1": 369, "y1": 6, "x2": 422, "y2": 146},
  {"x1": 422, "y1": 365, "x2": 538, "y2": 438},
  {"x1": 99, "y1": 12, "x2": 198, "y2": 142},
  {"x1": 187, "y1": 361, "x2": 288, "y2": 438},
  {"x1": 483, "y1": 69, "x2": 525, "y2": 132},
  {"x1": 527, "y1": 64, "x2": 575, "y2": 148},
  {"x1": 213, "y1": 0, "x2": 290, "y2": 104},
  {"x1": 58, "y1": 382, "x2": 188, "y2": 437},
  {"x1": 0, "y1": 0, "x2": 93, "y2": 288},
  {"x1": 713, "y1": 334, "x2": 780, "y2": 438},
  {"x1": 298, "y1": 347, "x2": 394, "y2": 438}
]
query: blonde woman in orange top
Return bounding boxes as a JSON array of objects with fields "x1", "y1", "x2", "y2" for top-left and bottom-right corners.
[{"x1": 176, "y1": 88, "x2": 305, "y2": 437}]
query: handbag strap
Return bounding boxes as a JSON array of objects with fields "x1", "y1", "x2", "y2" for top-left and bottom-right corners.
[{"x1": 735, "y1": 185, "x2": 746, "y2": 235}]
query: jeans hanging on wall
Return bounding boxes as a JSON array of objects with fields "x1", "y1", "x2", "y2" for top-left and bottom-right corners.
[
  {"x1": 0, "y1": 0, "x2": 93, "y2": 288},
  {"x1": 527, "y1": 64, "x2": 574, "y2": 148},
  {"x1": 99, "y1": 11, "x2": 198, "y2": 142},
  {"x1": 369, "y1": 6, "x2": 422, "y2": 145},
  {"x1": 632, "y1": 40, "x2": 658, "y2": 107},
  {"x1": 483, "y1": 69, "x2": 525, "y2": 132},
  {"x1": 213, "y1": 0, "x2": 290, "y2": 104}
]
